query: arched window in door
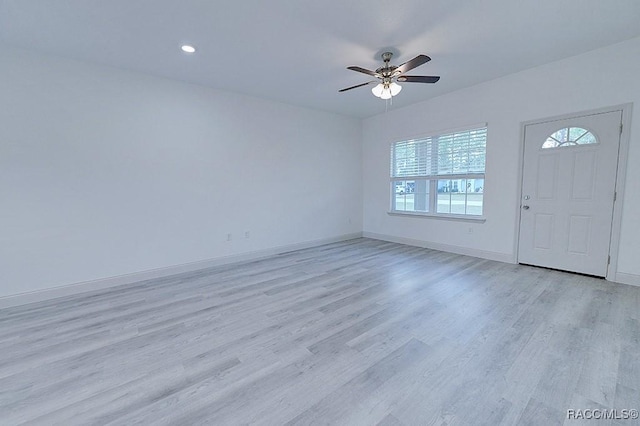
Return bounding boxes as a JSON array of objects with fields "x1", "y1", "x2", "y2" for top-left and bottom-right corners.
[{"x1": 542, "y1": 127, "x2": 597, "y2": 149}]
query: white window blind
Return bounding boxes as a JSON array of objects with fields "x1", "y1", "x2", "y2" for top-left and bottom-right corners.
[
  {"x1": 390, "y1": 127, "x2": 487, "y2": 178},
  {"x1": 390, "y1": 126, "x2": 487, "y2": 217}
]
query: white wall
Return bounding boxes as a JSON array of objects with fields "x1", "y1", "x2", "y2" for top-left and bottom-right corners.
[
  {"x1": 0, "y1": 46, "x2": 362, "y2": 298},
  {"x1": 363, "y1": 36, "x2": 640, "y2": 283}
]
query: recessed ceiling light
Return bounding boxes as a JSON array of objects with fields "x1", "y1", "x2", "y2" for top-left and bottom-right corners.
[{"x1": 181, "y1": 45, "x2": 196, "y2": 53}]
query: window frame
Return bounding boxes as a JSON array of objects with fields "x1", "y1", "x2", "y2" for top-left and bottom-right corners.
[{"x1": 389, "y1": 124, "x2": 487, "y2": 221}]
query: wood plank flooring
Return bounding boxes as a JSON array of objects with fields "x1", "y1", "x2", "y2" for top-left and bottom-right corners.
[{"x1": 1, "y1": 238, "x2": 638, "y2": 425}]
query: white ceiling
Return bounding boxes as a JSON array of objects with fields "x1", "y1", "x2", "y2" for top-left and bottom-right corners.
[{"x1": 2, "y1": 0, "x2": 640, "y2": 118}]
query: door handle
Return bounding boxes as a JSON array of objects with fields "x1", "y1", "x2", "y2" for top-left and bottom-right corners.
[{"x1": 522, "y1": 205, "x2": 530, "y2": 210}]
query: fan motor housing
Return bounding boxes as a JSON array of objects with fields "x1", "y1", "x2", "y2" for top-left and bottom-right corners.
[{"x1": 376, "y1": 66, "x2": 397, "y2": 77}]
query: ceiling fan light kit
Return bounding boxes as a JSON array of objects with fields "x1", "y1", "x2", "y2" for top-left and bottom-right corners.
[
  {"x1": 339, "y1": 51, "x2": 440, "y2": 100},
  {"x1": 372, "y1": 81, "x2": 402, "y2": 99}
]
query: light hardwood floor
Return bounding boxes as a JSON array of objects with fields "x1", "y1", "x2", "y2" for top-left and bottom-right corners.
[{"x1": 1, "y1": 238, "x2": 638, "y2": 425}]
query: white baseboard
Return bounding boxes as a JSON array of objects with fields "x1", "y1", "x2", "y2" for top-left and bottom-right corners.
[
  {"x1": 362, "y1": 231, "x2": 515, "y2": 263},
  {"x1": 614, "y1": 272, "x2": 640, "y2": 287},
  {"x1": 0, "y1": 232, "x2": 363, "y2": 309}
]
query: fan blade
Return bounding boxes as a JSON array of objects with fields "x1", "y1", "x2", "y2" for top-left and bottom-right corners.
[
  {"x1": 397, "y1": 75, "x2": 440, "y2": 83},
  {"x1": 338, "y1": 81, "x2": 375, "y2": 92},
  {"x1": 395, "y1": 55, "x2": 431, "y2": 75},
  {"x1": 347, "y1": 66, "x2": 379, "y2": 77}
]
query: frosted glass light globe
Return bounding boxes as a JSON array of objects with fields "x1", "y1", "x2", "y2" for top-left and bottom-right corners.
[
  {"x1": 389, "y1": 82, "x2": 402, "y2": 96},
  {"x1": 371, "y1": 83, "x2": 384, "y2": 97}
]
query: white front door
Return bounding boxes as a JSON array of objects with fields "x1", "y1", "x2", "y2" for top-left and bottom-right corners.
[{"x1": 518, "y1": 110, "x2": 622, "y2": 277}]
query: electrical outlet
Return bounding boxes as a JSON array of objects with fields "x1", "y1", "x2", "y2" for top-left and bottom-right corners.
[
  {"x1": 244, "y1": 231, "x2": 250, "y2": 239},
  {"x1": 226, "y1": 233, "x2": 232, "y2": 241},
  {"x1": 467, "y1": 227, "x2": 473, "y2": 234}
]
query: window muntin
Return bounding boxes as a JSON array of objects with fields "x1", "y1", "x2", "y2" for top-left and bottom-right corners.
[
  {"x1": 542, "y1": 127, "x2": 597, "y2": 149},
  {"x1": 390, "y1": 126, "x2": 487, "y2": 217}
]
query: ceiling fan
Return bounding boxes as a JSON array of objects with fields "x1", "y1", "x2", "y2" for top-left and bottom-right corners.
[{"x1": 339, "y1": 52, "x2": 440, "y2": 99}]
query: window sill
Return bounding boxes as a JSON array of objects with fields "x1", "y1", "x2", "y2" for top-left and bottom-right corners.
[{"x1": 387, "y1": 211, "x2": 486, "y2": 223}]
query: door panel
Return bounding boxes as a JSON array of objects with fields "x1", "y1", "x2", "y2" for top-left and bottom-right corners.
[
  {"x1": 536, "y1": 155, "x2": 557, "y2": 199},
  {"x1": 533, "y1": 214, "x2": 554, "y2": 250},
  {"x1": 567, "y1": 215, "x2": 590, "y2": 254},
  {"x1": 570, "y1": 151, "x2": 596, "y2": 199},
  {"x1": 518, "y1": 110, "x2": 621, "y2": 276}
]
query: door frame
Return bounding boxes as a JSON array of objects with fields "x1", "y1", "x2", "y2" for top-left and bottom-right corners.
[{"x1": 514, "y1": 103, "x2": 633, "y2": 281}]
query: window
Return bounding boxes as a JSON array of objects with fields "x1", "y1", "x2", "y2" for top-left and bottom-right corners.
[
  {"x1": 542, "y1": 127, "x2": 597, "y2": 149},
  {"x1": 390, "y1": 125, "x2": 486, "y2": 217}
]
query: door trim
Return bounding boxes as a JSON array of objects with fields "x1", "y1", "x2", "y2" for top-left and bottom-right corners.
[{"x1": 515, "y1": 103, "x2": 633, "y2": 282}]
